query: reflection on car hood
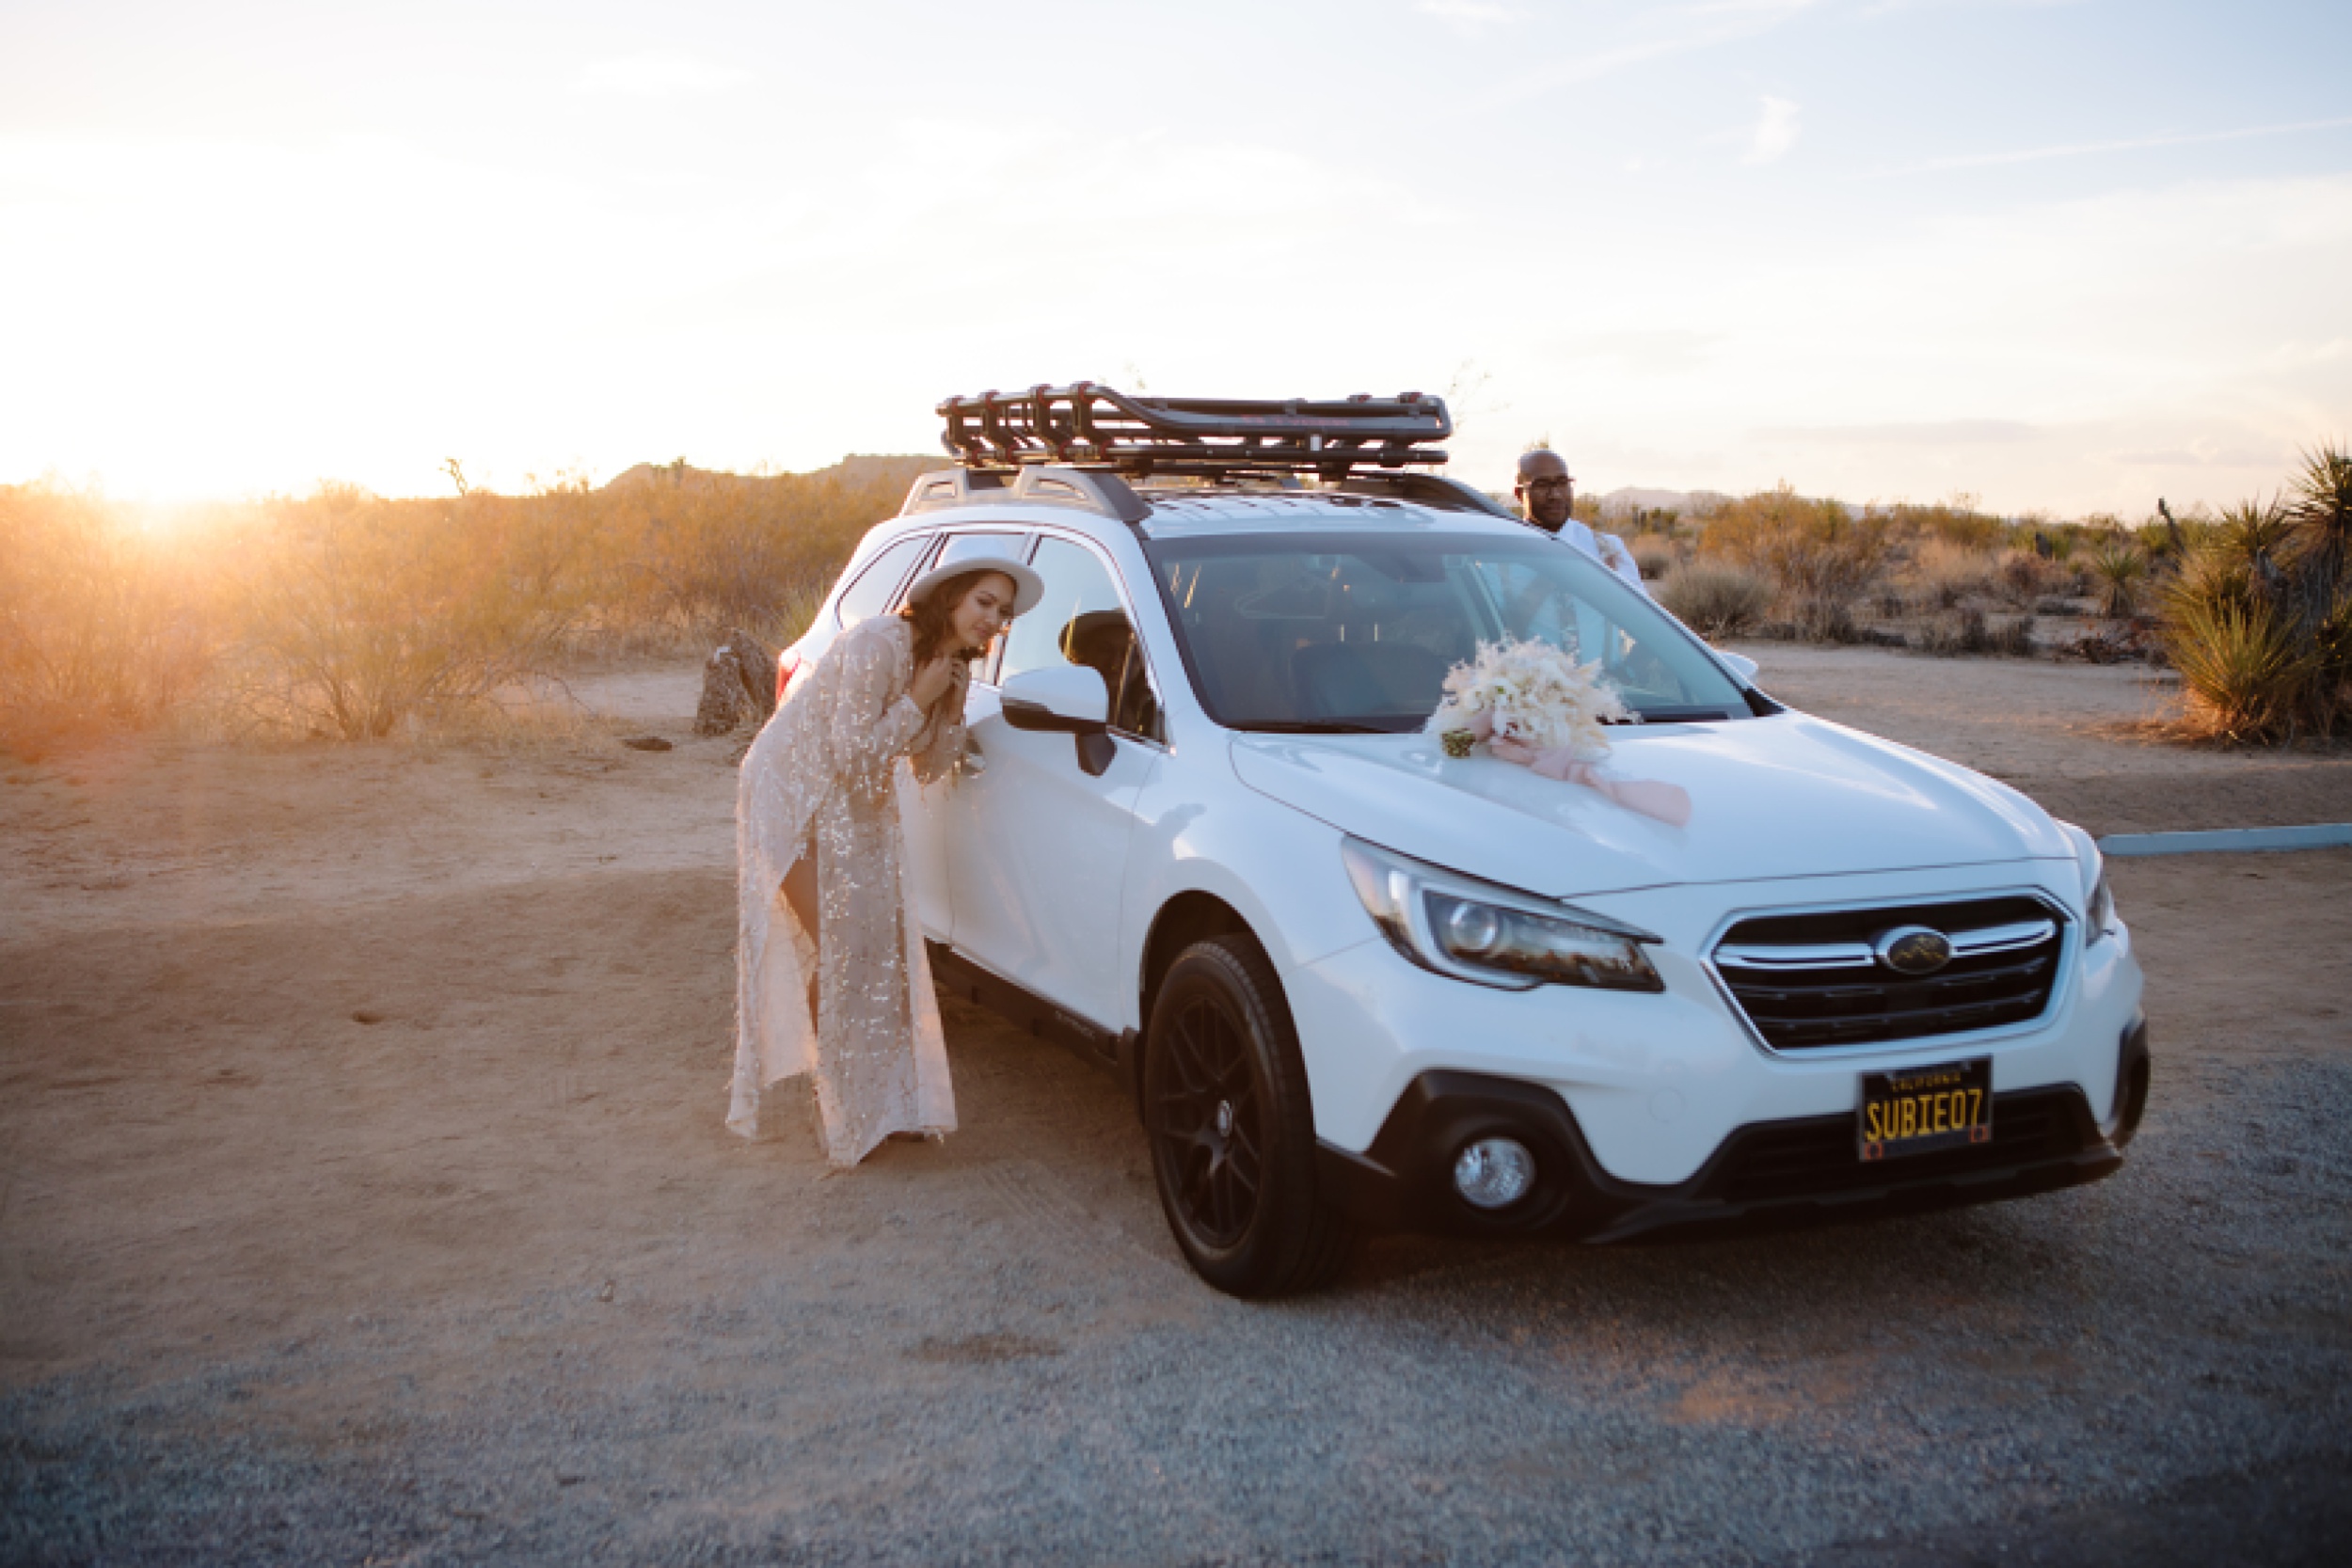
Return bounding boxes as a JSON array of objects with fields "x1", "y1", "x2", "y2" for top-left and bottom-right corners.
[{"x1": 1228, "y1": 714, "x2": 2071, "y2": 897}]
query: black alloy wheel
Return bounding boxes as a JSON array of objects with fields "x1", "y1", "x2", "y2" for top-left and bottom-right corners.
[{"x1": 1144, "y1": 935, "x2": 1354, "y2": 1297}]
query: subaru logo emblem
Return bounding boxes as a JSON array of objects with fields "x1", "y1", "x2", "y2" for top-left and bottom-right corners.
[{"x1": 1875, "y1": 926, "x2": 1953, "y2": 975}]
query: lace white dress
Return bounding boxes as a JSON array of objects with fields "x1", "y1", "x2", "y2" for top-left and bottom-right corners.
[{"x1": 729, "y1": 616, "x2": 967, "y2": 1164}]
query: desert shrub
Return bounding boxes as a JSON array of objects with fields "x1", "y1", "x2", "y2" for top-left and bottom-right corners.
[
  {"x1": 1915, "y1": 609, "x2": 2031, "y2": 657},
  {"x1": 1905, "y1": 539, "x2": 1998, "y2": 610},
  {"x1": 1701, "y1": 484, "x2": 1889, "y2": 640},
  {"x1": 0, "y1": 482, "x2": 222, "y2": 750},
  {"x1": 1657, "y1": 562, "x2": 1773, "y2": 636},
  {"x1": 232, "y1": 484, "x2": 596, "y2": 739},
  {"x1": 2089, "y1": 541, "x2": 2148, "y2": 619},
  {"x1": 1994, "y1": 549, "x2": 2056, "y2": 609},
  {"x1": 2156, "y1": 443, "x2": 2352, "y2": 739},
  {"x1": 2280, "y1": 443, "x2": 2352, "y2": 728},
  {"x1": 766, "y1": 566, "x2": 834, "y2": 649},
  {"x1": 1886, "y1": 497, "x2": 2006, "y2": 552},
  {"x1": 1630, "y1": 537, "x2": 1676, "y2": 581},
  {"x1": 1916, "y1": 607, "x2": 1989, "y2": 656},
  {"x1": 0, "y1": 456, "x2": 935, "y2": 748},
  {"x1": 601, "y1": 458, "x2": 934, "y2": 646},
  {"x1": 2159, "y1": 594, "x2": 2316, "y2": 741},
  {"x1": 1614, "y1": 505, "x2": 1685, "y2": 537},
  {"x1": 2196, "y1": 499, "x2": 2297, "y2": 605}
]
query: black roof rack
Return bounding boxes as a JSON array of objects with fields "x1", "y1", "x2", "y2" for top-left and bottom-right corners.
[{"x1": 939, "y1": 383, "x2": 1451, "y2": 481}]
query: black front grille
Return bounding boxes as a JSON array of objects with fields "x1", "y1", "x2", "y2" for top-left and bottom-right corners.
[
  {"x1": 1701, "y1": 1087, "x2": 2092, "y2": 1207},
  {"x1": 1715, "y1": 895, "x2": 2066, "y2": 1051}
]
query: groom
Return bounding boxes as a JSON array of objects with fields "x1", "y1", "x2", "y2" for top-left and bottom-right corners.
[{"x1": 1514, "y1": 449, "x2": 1649, "y2": 597}]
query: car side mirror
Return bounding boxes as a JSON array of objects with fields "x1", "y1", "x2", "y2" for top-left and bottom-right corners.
[
  {"x1": 999, "y1": 665, "x2": 1117, "y2": 776},
  {"x1": 1714, "y1": 650, "x2": 1758, "y2": 685}
]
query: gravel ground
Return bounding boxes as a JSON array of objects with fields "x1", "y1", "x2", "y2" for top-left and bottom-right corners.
[
  {"x1": 5, "y1": 654, "x2": 2350, "y2": 1567},
  {"x1": 5, "y1": 1035, "x2": 2348, "y2": 1566}
]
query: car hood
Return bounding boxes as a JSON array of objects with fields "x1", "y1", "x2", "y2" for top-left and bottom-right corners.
[{"x1": 1228, "y1": 713, "x2": 2070, "y2": 898}]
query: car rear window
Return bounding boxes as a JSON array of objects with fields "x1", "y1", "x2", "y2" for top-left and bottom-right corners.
[{"x1": 834, "y1": 536, "x2": 930, "y2": 630}]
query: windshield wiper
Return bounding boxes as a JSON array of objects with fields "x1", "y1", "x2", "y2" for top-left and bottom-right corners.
[
  {"x1": 1625, "y1": 706, "x2": 1739, "y2": 723},
  {"x1": 1228, "y1": 720, "x2": 1400, "y2": 735}
]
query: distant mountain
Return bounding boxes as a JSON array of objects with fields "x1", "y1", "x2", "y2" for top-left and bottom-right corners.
[
  {"x1": 1596, "y1": 486, "x2": 1732, "y2": 520},
  {"x1": 603, "y1": 454, "x2": 939, "y2": 492}
]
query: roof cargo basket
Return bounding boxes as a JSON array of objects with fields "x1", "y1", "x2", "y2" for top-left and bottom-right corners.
[{"x1": 940, "y1": 383, "x2": 1451, "y2": 481}]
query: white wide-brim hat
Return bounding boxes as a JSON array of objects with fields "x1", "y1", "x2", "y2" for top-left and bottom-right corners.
[{"x1": 904, "y1": 554, "x2": 1046, "y2": 618}]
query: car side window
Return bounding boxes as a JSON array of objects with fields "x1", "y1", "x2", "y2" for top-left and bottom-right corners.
[
  {"x1": 999, "y1": 536, "x2": 1161, "y2": 741},
  {"x1": 924, "y1": 531, "x2": 1035, "y2": 682},
  {"x1": 834, "y1": 536, "x2": 929, "y2": 630},
  {"x1": 931, "y1": 531, "x2": 1033, "y2": 576}
]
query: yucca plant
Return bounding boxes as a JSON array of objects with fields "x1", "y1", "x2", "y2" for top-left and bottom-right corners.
[
  {"x1": 2285, "y1": 441, "x2": 2352, "y2": 574},
  {"x1": 2212, "y1": 497, "x2": 2296, "y2": 594},
  {"x1": 2088, "y1": 540, "x2": 2148, "y2": 620},
  {"x1": 2157, "y1": 589, "x2": 2318, "y2": 743},
  {"x1": 2276, "y1": 444, "x2": 2352, "y2": 732},
  {"x1": 2310, "y1": 587, "x2": 2352, "y2": 736}
]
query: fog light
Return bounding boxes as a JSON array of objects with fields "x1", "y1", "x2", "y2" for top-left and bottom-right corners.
[{"x1": 1453, "y1": 1136, "x2": 1536, "y2": 1210}]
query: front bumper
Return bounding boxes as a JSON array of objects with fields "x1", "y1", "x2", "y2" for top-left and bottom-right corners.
[
  {"x1": 1285, "y1": 862, "x2": 2143, "y2": 1184},
  {"x1": 1317, "y1": 1019, "x2": 2150, "y2": 1241}
]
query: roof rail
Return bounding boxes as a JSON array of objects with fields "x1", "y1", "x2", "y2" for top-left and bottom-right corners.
[
  {"x1": 939, "y1": 383, "x2": 1451, "y2": 481},
  {"x1": 1332, "y1": 472, "x2": 1520, "y2": 521},
  {"x1": 900, "y1": 464, "x2": 1151, "y2": 524}
]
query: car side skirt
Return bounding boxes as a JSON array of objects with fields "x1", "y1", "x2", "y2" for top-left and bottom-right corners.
[{"x1": 927, "y1": 940, "x2": 1139, "y2": 1090}]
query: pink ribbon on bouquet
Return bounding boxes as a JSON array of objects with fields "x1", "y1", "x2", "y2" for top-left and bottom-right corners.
[{"x1": 1455, "y1": 711, "x2": 1693, "y2": 828}]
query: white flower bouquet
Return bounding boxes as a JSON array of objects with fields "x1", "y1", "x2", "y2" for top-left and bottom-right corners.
[
  {"x1": 1425, "y1": 639, "x2": 1692, "y2": 827},
  {"x1": 1427, "y1": 638, "x2": 1631, "y2": 762}
]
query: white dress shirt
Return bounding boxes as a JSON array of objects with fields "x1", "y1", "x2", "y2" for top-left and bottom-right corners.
[{"x1": 1546, "y1": 516, "x2": 1652, "y2": 598}]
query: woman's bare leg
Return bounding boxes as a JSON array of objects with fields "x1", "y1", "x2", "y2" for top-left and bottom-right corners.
[{"x1": 782, "y1": 854, "x2": 821, "y2": 1023}]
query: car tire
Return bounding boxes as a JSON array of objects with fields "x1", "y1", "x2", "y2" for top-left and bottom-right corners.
[{"x1": 1144, "y1": 935, "x2": 1355, "y2": 1297}]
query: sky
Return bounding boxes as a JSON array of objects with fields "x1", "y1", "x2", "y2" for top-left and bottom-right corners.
[{"x1": 2, "y1": 0, "x2": 2348, "y2": 515}]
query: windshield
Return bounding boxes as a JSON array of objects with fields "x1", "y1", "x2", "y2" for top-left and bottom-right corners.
[{"x1": 1145, "y1": 531, "x2": 1750, "y2": 734}]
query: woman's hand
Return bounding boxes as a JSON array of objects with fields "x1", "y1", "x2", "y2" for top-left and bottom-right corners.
[{"x1": 910, "y1": 655, "x2": 961, "y2": 711}]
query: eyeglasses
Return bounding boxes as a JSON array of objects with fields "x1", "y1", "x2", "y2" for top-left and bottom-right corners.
[{"x1": 1521, "y1": 476, "x2": 1575, "y2": 493}]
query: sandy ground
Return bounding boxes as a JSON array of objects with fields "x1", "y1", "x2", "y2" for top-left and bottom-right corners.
[{"x1": 3, "y1": 647, "x2": 2349, "y2": 1565}]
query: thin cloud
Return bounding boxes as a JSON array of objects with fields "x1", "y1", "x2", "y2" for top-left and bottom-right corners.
[
  {"x1": 1754, "y1": 420, "x2": 2043, "y2": 446},
  {"x1": 1690, "y1": 0, "x2": 1832, "y2": 14},
  {"x1": 1414, "y1": 0, "x2": 1524, "y2": 37},
  {"x1": 1857, "y1": 0, "x2": 2085, "y2": 14},
  {"x1": 1558, "y1": 329, "x2": 1729, "y2": 375},
  {"x1": 1743, "y1": 97, "x2": 1802, "y2": 165},
  {"x1": 1496, "y1": 0, "x2": 1824, "y2": 103},
  {"x1": 2108, "y1": 439, "x2": 2284, "y2": 469},
  {"x1": 574, "y1": 54, "x2": 752, "y2": 99},
  {"x1": 1898, "y1": 115, "x2": 2352, "y2": 174}
]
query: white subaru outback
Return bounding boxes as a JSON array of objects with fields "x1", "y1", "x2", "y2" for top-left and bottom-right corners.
[{"x1": 773, "y1": 386, "x2": 2151, "y2": 1297}]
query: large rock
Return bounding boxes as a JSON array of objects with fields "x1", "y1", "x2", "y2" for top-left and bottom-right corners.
[{"x1": 694, "y1": 627, "x2": 780, "y2": 736}]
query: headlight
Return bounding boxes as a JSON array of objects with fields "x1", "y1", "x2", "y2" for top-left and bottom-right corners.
[
  {"x1": 2062, "y1": 822, "x2": 2118, "y2": 943},
  {"x1": 1341, "y1": 837, "x2": 1664, "y2": 992}
]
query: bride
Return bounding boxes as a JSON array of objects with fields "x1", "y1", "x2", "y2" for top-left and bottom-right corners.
[{"x1": 729, "y1": 552, "x2": 1043, "y2": 1165}]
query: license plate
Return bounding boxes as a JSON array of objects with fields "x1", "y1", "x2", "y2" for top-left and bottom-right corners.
[{"x1": 1858, "y1": 1057, "x2": 1992, "y2": 1162}]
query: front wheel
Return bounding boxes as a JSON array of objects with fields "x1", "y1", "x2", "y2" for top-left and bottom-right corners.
[{"x1": 1144, "y1": 935, "x2": 1354, "y2": 1297}]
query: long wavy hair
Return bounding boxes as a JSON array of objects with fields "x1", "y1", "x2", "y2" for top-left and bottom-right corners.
[{"x1": 898, "y1": 569, "x2": 996, "y2": 666}]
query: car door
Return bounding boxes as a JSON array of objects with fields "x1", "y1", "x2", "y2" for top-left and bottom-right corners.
[{"x1": 946, "y1": 531, "x2": 1160, "y2": 1031}]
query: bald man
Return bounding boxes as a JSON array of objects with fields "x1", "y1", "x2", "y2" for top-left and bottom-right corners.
[{"x1": 1514, "y1": 450, "x2": 1649, "y2": 597}]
